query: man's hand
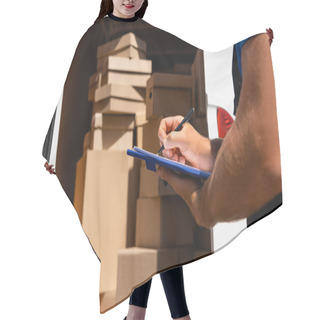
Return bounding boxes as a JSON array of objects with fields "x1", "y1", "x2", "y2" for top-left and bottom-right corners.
[
  {"x1": 157, "y1": 166, "x2": 211, "y2": 227},
  {"x1": 158, "y1": 116, "x2": 220, "y2": 172}
]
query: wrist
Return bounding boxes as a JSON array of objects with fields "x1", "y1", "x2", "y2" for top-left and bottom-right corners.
[
  {"x1": 209, "y1": 138, "x2": 223, "y2": 170},
  {"x1": 195, "y1": 136, "x2": 214, "y2": 172}
]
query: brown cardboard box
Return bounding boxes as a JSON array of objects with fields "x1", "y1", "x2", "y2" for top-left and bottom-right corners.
[
  {"x1": 147, "y1": 72, "x2": 193, "y2": 88},
  {"x1": 88, "y1": 63, "x2": 151, "y2": 101},
  {"x1": 115, "y1": 247, "x2": 179, "y2": 301},
  {"x1": 90, "y1": 114, "x2": 135, "y2": 150},
  {"x1": 193, "y1": 250, "x2": 212, "y2": 261},
  {"x1": 74, "y1": 149, "x2": 140, "y2": 259},
  {"x1": 89, "y1": 86, "x2": 96, "y2": 101},
  {"x1": 101, "y1": 71, "x2": 151, "y2": 88},
  {"x1": 83, "y1": 131, "x2": 91, "y2": 150},
  {"x1": 99, "y1": 288, "x2": 117, "y2": 314},
  {"x1": 92, "y1": 113, "x2": 135, "y2": 130},
  {"x1": 139, "y1": 164, "x2": 176, "y2": 197},
  {"x1": 190, "y1": 115, "x2": 209, "y2": 137},
  {"x1": 91, "y1": 128, "x2": 133, "y2": 151},
  {"x1": 191, "y1": 49, "x2": 207, "y2": 116},
  {"x1": 92, "y1": 97, "x2": 147, "y2": 126},
  {"x1": 146, "y1": 73, "x2": 193, "y2": 119},
  {"x1": 136, "y1": 115, "x2": 163, "y2": 154},
  {"x1": 81, "y1": 149, "x2": 139, "y2": 293},
  {"x1": 146, "y1": 88, "x2": 192, "y2": 119},
  {"x1": 97, "y1": 47, "x2": 146, "y2": 68},
  {"x1": 174, "y1": 63, "x2": 192, "y2": 75},
  {"x1": 89, "y1": 71, "x2": 101, "y2": 88},
  {"x1": 194, "y1": 225, "x2": 213, "y2": 252},
  {"x1": 89, "y1": 58, "x2": 151, "y2": 101},
  {"x1": 95, "y1": 83, "x2": 145, "y2": 103},
  {"x1": 90, "y1": 70, "x2": 150, "y2": 93},
  {"x1": 178, "y1": 245, "x2": 195, "y2": 264},
  {"x1": 99, "y1": 55, "x2": 152, "y2": 74},
  {"x1": 88, "y1": 72, "x2": 101, "y2": 101},
  {"x1": 135, "y1": 196, "x2": 196, "y2": 249},
  {"x1": 97, "y1": 32, "x2": 147, "y2": 59},
  {"x1": 74, "y1": 149, "x2": 87, "y2": 224}
]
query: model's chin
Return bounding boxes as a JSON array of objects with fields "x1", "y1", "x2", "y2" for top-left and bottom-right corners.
[
  {"x1": 120, "y1": 11, "x2": 135, "y2": 17},
  {"x1": 120, "y1": 8, "x2": 135, "y2": 15}
]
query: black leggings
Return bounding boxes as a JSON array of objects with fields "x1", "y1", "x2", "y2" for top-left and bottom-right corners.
[{"x1": 129, "y1": 266, "x2": 189, "y2": 319}]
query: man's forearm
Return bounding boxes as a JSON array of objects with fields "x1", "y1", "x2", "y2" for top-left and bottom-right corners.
[{"x1": 197, "y1": 33, "x2": 282, "y2": 228}]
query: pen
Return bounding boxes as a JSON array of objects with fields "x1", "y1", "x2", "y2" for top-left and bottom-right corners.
[{"x1": 157, "y1": 107, "x2": 195, "y2": 155}]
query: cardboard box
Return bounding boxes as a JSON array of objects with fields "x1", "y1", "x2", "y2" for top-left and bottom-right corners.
[
  {"x1": 178, "y1": 245, "x2": 195, "y2": 263},
  {"x1": 135, "y1": 196, "x2": 196, "y2": 249},
  {"x1": 139, "y1": 164, "x2": 176, "y2": 197},
  {"x1": 190, "y1": 115, "x2": 209, "y2": 137},
  {"x1": 82, "y1": 150, "x2": 139, "y2": 289},
  {"x1": 191, "y1": 49, "x2": 207, "y2": 116},
  {"x1": 136, "y1": 115, "x2": 163, "y2": 154},
  {"x1": 92, "y1": 97, "x2": 147, "y2": 126},
  {"x1": 147, "y1": 72, "x2": 193, "y2": 89},
  {"x1": 101, "y1": 71, "x2": 151, "y2": 88},
  {"x1": 83, "y1": 131, "x2": 91, "y2": 150},
  {"x1": 89, "y1": 71, "x2": 101, "y2": 88},
  {"x1": 174, "y1": 63, "x2": 192, "y2": 75},
  {"x1": 99, "y1": 288, "x2": 117, "y2": 314},
  {"x1": 88, "y1": 72, "x2": 101, "y2": 101},
  {"x1": 115, "y1": 247, "x2": 179, "y2": 301},
  {"x1": 99, "y1": 55, "x2": 152, "y2": 74},
  {"x1": 146, "y1": 87, "x2": 192, "y2": 119},
  {"x1": 193, "y1": 250, "x2": 212, "y2": 261},
  {"x1": 97, "y1": 32, "x2": 147, "y2": 59},
  {"x1": 89, "y1": 64, "x2": 151, "y2": 101},
  {"x1": 75, "y1": 148, "x2": 140, "y2": 314},
  {"x1": 92, "y1": 113, "x2": 135, "y2": 130},
  {"x1": 74, "y1": 149, "x2": 140, "y2": 257},
  {"x1": 91, "y1": 128, "x2": 133, "y2": 151},
  {"x1": 177, "y1": 244, "x2": 211, "y2": 264},
  {"x1": 74, "y1": 149, "x2": 88, "y2": 224},
  {"x1": 91, "y1": 70, "x2": 150, "y2": 91},
  {"x1": 90, "y1": 114, "x2": 135, "y2": 150},
  {"x1": 146, "y1": 73, "x2": 193, "y2": 119},
  {"x1": 95, "y1": 83, "x2": 145, "y2": 103},
  {"x1": 97, "y1": 47, "x2": 146, "y2": 68},
  {"x1": 194, "y1": 225, "x2": 213, "y2": 252}
]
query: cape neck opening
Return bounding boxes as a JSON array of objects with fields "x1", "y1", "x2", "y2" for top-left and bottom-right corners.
[{"x1": 108, "y1": 12, "x2": 139, "y2": 22}]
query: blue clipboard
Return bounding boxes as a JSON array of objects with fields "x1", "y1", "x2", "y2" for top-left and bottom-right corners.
[{"x1": 127, "y1": 146, "x2": 211, "y2": 180}]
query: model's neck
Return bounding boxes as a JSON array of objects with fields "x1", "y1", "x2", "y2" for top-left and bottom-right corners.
[{"x1": 108, "y1": 12, "x2": 139, "y2": 22}]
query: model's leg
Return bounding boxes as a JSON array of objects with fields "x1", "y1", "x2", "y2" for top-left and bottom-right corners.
[
  {"x1": 160, "y1": 266, "x2": 191, "y2": 320},
  {"x1": 126, "y1": 279, "x2": 152, "y2": 320}
]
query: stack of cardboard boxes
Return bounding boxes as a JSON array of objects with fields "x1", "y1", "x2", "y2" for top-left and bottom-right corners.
[
  {"x1": 74, "y1": 32, "x2": 152, "y2": 306},
  {"x1": 73, "y1": 32, "x2": 213, "y2": 305}
]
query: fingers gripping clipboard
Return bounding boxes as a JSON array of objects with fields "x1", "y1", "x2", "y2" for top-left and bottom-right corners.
[{"x1": 127, "y1": 146, "x2": 211, "y2": 180}]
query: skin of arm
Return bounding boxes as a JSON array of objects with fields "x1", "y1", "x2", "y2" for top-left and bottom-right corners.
[{"x1": 157, "y1": 33, "x2": 282, "y2": 228}]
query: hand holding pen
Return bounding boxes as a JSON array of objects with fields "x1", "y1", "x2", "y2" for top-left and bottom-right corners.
[
  {"x1": 157, "y1": 108, "x2": 195, "y2": 155},
  {"x1": 157, "y1": 108, "x2": 218, "y2": 172}
]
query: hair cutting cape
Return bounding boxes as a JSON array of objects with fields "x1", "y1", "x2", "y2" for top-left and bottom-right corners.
[{"x1": 42, "y1": 14, "x2": 282, "y2": 313}]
